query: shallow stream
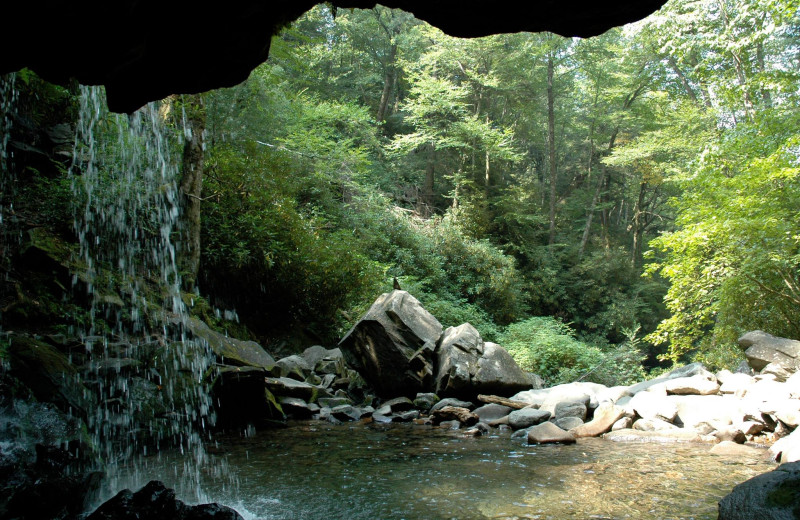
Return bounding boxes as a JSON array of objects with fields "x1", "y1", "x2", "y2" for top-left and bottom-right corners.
[{"x1": 108, "y1": 421, "x2": 774, "y2": 520}]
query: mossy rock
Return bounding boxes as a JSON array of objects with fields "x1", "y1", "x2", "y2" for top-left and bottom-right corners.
[
  {"x1": 186, "y1": 317, "x2": 274, "y2": 369},
  {"x1": 6, "y1": 335, "x2": 94, "y2": 420}
]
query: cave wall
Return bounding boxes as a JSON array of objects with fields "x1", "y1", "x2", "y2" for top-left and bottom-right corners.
[{"x1": 1, "y1": 1, "x2": 666, "y2": 112}]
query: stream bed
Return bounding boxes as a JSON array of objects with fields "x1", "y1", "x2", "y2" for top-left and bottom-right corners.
[{"x1": 110, "y1": 421, "x2": 774, "y2": 520}]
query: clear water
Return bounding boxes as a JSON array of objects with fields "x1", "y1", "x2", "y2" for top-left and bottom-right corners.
[{"x1": 112, "y1": 421, "x2": 774, "y2": 520}]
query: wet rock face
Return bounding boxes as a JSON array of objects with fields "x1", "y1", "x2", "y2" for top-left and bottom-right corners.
[{"x1": 0, "y1": 1, "x2": 667, "y2": 113}]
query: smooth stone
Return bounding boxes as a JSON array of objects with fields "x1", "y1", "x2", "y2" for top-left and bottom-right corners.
[
  {"x1": 473, "y1": 403, "x2": 513, "y2": 422},
  {"x1": 508, "y1": 408, "x2": 551, "y2": 430},
  {"x1": 431, "y1": 398, "x2": 474, "y2": 412},
  {"x1": 710, "y1": 441, "x2": 766, "y2": 458},
  {"x1": 570, "y1": 404, "x2": 624, "y2": 438},
  {"x1": 552, "y1": 416, "x2": 584, "y2": 431},
  {"x1": 527, "y1": 421, "x2": 576, "y2": 445},
  {"x1": 718, "y1": 461, "x2": 800, "y2": 520}
]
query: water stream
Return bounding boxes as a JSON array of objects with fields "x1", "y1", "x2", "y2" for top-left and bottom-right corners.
[
  {"x1": 70, "y1": 86, "x2": 216, "y2": 502},
  {"x1": 112, "y1": 421, "x2": 773, "y2": 520}
]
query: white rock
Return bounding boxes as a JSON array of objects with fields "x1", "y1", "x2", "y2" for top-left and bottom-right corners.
[
  {"x1": 663, "y1": 374, "x2": 720, "y2": 396},
  {"x1": 628, "y1": 391, "x2": 678, "y2": 422},
  {"x1": 718, "y1": 373, "x2": 755, "y2": 394},
  {"x1": 769, "y1": 427, "x2": 800, "y2": 463}
]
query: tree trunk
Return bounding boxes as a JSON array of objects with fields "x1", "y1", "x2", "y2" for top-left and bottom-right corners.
[
  {"x1": 630, "y1": 180, "x2": 646, "y2": 267},
  {"x1": 547, "y1": 52, "x2": 557, "y2": 245},
  {"x1": 578, "y1": 165, "x2": 607, "y2": 259},
  {"x1": 421, "y1": 142, "x2": 436, "y2": 217},
  {"x1": 376, "y1": 43, "x2": 397, "y2": 123},
  {"x1": 179, "y1": 94, "x2": 205, "y2": 291}
]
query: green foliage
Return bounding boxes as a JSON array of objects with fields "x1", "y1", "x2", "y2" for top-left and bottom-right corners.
[{"x1": 499, "y1": 317, "x2": 645, "y2": 386}]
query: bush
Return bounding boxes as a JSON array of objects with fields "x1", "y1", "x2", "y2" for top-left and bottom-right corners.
[{"x1": 498, "y1": 316, "x2": 645, "y2": 386}]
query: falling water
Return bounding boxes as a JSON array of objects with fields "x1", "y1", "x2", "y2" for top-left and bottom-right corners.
[{"x1": 70, "y1": 86, "x2": 217, "y2": 503}]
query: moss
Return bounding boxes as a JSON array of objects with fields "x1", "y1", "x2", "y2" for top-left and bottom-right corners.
[{"x1": 766, "y1": 478, "x2": 800, "y2": 519}]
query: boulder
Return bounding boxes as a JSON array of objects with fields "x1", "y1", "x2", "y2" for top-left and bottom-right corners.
[
  {"x1": 553, "y1": 416, "x2": 584, "y2": 431},
  {"x1": 472, "y1": 342, "x2": 533, "y2": 396},
  {"x1": 770, "y1": 428, "x2": 800, "y2": 463},
  {"x1": 275, "y1": 355, "x2": 312, "y2": 381},
  {"x1": 626, "y1": 362, "x2": 715, "y2": 395},
  {"x1": 300, "y1": 345, "x2": 329, "y2": 368},
  {"x1": 718, "y1": 371, "x2": 755, "y2": 394},
  {"x1": 761, "y1": 399, "x2": 800, "y2": 428},
  {"x1": 633, "y1": 418, "x2": 680, "y2": 431},
  {"x1": 611, "y1": 417, "x2": 633, "y2": 431},
  {"x1": 278, "y1": 397, "x2": 315, "y2": 418},
  {"x1": 570, "y1": 404, "x2": 625, "y2": 438},
  {"x1": 672, "y1": 395, "x2": 745, "y2": 430},
  {"x1": 338, "y1": 290, "x2": 442, "y2": 397},
  {"x1": 738, "y1": 330, "x2": 800, "y2": 373},
  {"x1": 473, "y1": 403, "x2": 513, "y2": 423},
  {"x1": 787, "y1": 372, "x2": 800, "y2": 399},
  {"x1": 413, "y1": 393, "x2": 439, "y2": 412},
  {"x1": 553, "y1": 400, "x2": 588, "y2": 421},
  {"x1": 435, "y1": 326, "x2": 531, "y2": 398},
  {"x1": 187, "y1": 317, "x2": 274, "y2": 369},
  {"x1": 380, "y1": 396, "x2": 416, "y2": 414},
  {"x1": 527, "y1": 422, "x2": 576, "y2": 445},
  {"x1": 718, "y1": 462, "x2": 800, "y2": 520},
  {"x1": 713, "y1": 428, "x2": 747, "y2": 444},
  {"x1": 86, "y1": 480, "x2": 243, "y2": 520},
  {"x1": 761, "y1": 362, "x2": 795, "y2": 382},
  {"x1": 435, "y1": 323, "x2": 484, "y2": 396},
  {"x1": 662, "y1": 374, "x2": 720, "y2": 396},
  {"x1": 508, "y1": 408, "x2": 551, "y2": 430},
  {"x1": 627, "y1": 391, "x2": 678, "y2": 422},
  {"x1": 512, "y1": 382, "x2": 607, "y2": 411}
]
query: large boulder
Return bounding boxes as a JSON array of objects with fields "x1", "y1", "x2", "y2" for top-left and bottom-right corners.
[
  {"x1": 339, "y1": 290, "x2": 442, "y2": 397},
  {"x1": 718, "y1": 462, "x2": 800, "y2": 520},
  {"x1": 770, "y1": 428, "x2": 800, "y2": 463},
  {"x1": 435, "y1": 323, "x2": 484, "y2": 396},
  {"x1": 435, "y1": 325, "x2": 530, "y2": 398},
  {"x1": 738, "y1": 330, "x2": 800, "y2": 374}
]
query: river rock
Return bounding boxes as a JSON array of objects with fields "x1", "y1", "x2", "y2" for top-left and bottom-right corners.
[
  {"x1": 633, "y1": 417, "x2": 680, "y2": 431},
  {"x1": 553, "y1": 416, "x2": 584, "y2": 430},
  {"x1": 275, "y1": 355, "x2": 312, "y2": 381},
  {"x1": 787, "y1": 372, "x2": 800, "y2": 399},
  {"x1": 603, "y1": 428, "x2": 704, "y2": 443},
  {"x1": 187, "y1": 317, "x2": 274, "y2": 369},
  {"x1": 770, "y1": 428, "x2": 800, "y2": 463},
  {"x1": 713, "y1": 427, "x2": 747, "y2": 444},
  {"x1": 554, "y1": 400, "x2": 588, "y2": 421},
  {"x1": 611, "y1": 417, "x2": 633, "y2": 431},
  {"x1": 718, "y1": 462, "x2": 800, "y2": 520},
  {"x1": 570, "y1": 403, "x2": 625, "y2": 438},
  {"x1": 761, "y1": 399, "x2": 800, "y2": 428},
  {"x1": 87, "y1": 480, "x2": 243, "y2": 520},
  {"x1": 278, "y1": 397, "x2": 315, "y2": 418},
  {"x1": 738, "y1": 330, "x2": 800, "y2": 373},
  {"x1": 431, "y1": 406, "x2": 478, "y2": 426},
  {"x1": 718, "y1": 371, "x2": 755, "y2": 394},
  {"x1": 300, "y1": 345, "x2": 329, "y2": 367},
  {"x1": 413, "y1": 392, "x2": 439, "y2": 412},
  {"x1": 761, "y1": 362, "x2": 795, "y2": 382},
  {"x1": 626, "y1": 362, "x2": 714, "y2": 395},
  {"x1": 662, "y1": 374, "x2": 720, "y2": 395},
  {"x1": 380, "y1": 396, "x2": 416, "y2": 413},
  {"x1": 431, "y1": 397, "x2": 474, "y2": 412},
  {"x1": 710, "y1": 441, "x2": 766, "y2": 458},
  {"x1": 473, "y1": 403, "x2": 513, "y2": 422},
  {"x1": 527, "y1": 421, "x2": 576, "y2": 445},
  {"x1": 628, "y1": 391, "x2": 677, "y2": 422},
  {"x1": 339, "y1": 290, "x2": 442, "y2": 397},
  {"x1": 508, "y1": 408, "x2": 551, "y2": 430},
  {"x1": 512, "y1": 382, "x2": 607, "y2": 411}
]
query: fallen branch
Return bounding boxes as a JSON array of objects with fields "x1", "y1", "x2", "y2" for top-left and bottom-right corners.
[{"x1": 477, "y1": 394, "x2": 530, "y2": 410}]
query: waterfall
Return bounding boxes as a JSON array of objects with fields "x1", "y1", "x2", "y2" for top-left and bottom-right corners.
[{"x1": 70, "y1": 86, "x2": 216, "y2": 502}]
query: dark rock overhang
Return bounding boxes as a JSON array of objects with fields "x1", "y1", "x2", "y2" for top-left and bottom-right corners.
[{"x1": 1, "y1": 1, "x2": 667, "y2": 113}]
